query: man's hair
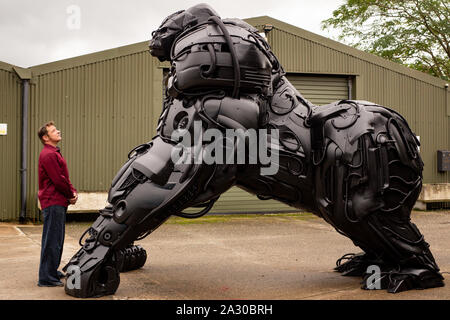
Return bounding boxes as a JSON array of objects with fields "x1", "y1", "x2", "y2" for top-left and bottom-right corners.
[{"x1": 38, "y1": 121, "x2": 55, "y2": 144}]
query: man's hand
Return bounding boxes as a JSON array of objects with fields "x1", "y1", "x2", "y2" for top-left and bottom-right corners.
[{"x1": 69, "y1": 192, "x2": 78, "y2": 205}]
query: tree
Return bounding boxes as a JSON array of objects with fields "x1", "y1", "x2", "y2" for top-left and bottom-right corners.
[{"x1": 321, "y1": 0, "x2": 450, "y2": 80}]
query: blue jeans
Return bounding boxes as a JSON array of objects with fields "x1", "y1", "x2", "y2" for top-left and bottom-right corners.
[{"x1": 38, "y1": 205, "x2": 66, "y2": 284}]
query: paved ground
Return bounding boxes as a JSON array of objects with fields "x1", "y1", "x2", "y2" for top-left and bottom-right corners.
[{"x1": 0, "y1": 210, "x2": 449, "y2": 300}]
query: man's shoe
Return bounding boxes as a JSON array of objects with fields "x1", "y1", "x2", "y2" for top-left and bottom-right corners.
[{"x1": 37, "y1": 281, "x2": 64, "y2": 287}]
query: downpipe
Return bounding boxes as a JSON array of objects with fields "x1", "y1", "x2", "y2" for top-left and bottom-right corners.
[{"x1": 19, "y1": 79, "x2": 29, "y2": 223}]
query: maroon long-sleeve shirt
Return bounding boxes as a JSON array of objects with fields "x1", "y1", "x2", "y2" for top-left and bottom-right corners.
[{"x1": 38, "y1": 144, "x2": 77, "y2": 210}]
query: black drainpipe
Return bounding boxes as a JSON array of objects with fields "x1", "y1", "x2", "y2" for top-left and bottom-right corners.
[{"x1": 19, "y1": 79, "x2": 29, "y2": 223}]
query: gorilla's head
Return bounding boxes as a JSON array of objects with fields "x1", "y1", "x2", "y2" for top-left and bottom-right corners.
[{"x1": 149, "y1": 3, "x2": 219, "y2": 62}]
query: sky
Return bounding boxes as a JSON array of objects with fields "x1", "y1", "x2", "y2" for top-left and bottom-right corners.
[{"x1": 0, "y1": 0, "x2": 345, "y2": 68}]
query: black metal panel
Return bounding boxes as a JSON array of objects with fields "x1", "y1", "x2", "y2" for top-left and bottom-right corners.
[{"x1": 437, "y1": 150, "x2": 450, "y2": 171}]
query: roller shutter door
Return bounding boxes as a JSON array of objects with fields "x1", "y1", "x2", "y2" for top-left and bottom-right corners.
[{"x1": 287, "y1": 74, "x2": 350, "y2": 106}]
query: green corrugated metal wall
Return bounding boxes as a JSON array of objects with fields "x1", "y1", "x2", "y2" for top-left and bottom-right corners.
[
  {"x1": 25, "y1": 46, "x2": 164, "y2": 220},
  {"x1": 0, "y1": 63, "x2": 21, "y2": 220}
]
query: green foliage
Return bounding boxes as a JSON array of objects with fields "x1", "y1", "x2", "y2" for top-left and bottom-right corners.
[{"x1": 322, "y1": 0, "x2": 450, "y2": 80}]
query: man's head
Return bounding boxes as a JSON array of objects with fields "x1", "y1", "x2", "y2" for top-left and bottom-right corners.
[{"x1": 38, "y1": 121, "x2": 61, "y2": 146}]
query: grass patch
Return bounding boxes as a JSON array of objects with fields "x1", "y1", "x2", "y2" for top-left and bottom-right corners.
[{"x1": 165, "y1": 212, "x2": 317, "y2": 225}]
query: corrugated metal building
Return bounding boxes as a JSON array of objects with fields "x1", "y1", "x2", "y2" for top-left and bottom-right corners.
[{"x1": 0, "y1": 16, "x2": 448, "y2": 221}]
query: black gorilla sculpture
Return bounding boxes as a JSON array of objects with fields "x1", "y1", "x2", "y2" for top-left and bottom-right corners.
[{"x1": 63, "y1": 4, "x2": 444, "y2": 297}]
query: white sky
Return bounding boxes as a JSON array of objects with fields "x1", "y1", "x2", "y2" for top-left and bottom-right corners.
[{"x1": 0, "y1": 0, "x2": 345, "y2": 68}]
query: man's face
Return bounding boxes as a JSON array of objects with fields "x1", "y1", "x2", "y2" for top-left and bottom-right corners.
[{"x1": 44, "y1": 125, "x2": 61, "y2": 146}]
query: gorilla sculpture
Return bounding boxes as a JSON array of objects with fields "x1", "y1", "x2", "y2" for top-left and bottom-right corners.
[{"x1": 63, "y1": 4, "x2": 445, "y2": 298}]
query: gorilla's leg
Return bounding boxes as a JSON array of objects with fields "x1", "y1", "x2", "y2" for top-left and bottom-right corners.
[
  {"x1": 314, "y1": 102, "x2": 444, "y2": 293},
  {"x1": 63, "y1": 137, "x2": 222, "y2": 297}
]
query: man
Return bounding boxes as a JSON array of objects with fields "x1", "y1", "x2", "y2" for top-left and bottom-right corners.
[{"x1": 37, "y1": 121, "x2": 78, "y2": 287}]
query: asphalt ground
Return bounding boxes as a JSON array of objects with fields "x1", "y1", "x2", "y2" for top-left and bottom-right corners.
[{"x1": 1, "y1": 210, "x2": 449, "y2": 301}]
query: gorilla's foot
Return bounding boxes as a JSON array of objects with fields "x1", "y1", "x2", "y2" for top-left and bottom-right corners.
[
  {"x1": 62, "y1": 221, "x2": 122, "y2": 298},
  {"x1": 362, "y1": 267, "x2": 445, "y2": 293},
  {"x1": 335, "y1": 252, "x2": 445, "y2": 292},
  {"x1": 63, "y1": 246, "x2": 120, "y2": 298}
]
